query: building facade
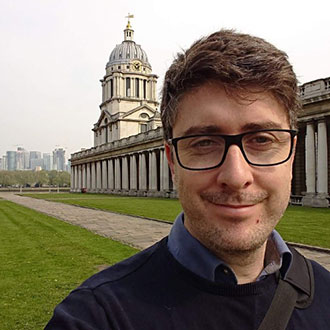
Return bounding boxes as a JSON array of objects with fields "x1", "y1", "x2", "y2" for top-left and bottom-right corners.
[
  {"x1": 292, "y1": 77, "x2": 330, "y2": 207},
  {"x1": 70, "y1": 21, "x2": 329, "y2": 207},
  {"x1": 70, "y1": 19, "x2": 173, "y2": 197}
]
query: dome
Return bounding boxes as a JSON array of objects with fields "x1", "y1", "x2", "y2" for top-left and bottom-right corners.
[
  {"x1": 106, "y1": 23, "x2": 151, "y2": 69},
  {"x1": 107, "y1": 41, "x2": 151, "y2": 68}
]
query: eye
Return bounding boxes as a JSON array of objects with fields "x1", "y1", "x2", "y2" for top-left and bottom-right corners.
[
  {"x1": 193, "y1": 139, "x2": 215, "y2": 147},
  {"x1": 252, "y1": 135, "x2": 273, "y2": 144}
]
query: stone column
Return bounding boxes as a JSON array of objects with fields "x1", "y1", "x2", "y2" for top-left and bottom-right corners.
[
  {"x1": 115, "y1": 158, "x2": 121, "y2": 190},
  {"x1": 122, "y1": 156, "x2": 129, "y2": 190},
  {"x1": 86, "y1": 163, "x2": 91, "y2": 190},
  {"x1": 102, "y1": 160, "x2": 108, "y2": 190},
  {"x1": 74, "y1": 166, "x2": 78, "y2": 192},
  {"x1": 91, "y1": 162, "x2": 96, "y2": 191},
  {"x1": 149, "y1": 150, "x2": 157, "y2": 191},
  {"x1": 315, "y1": 119, "x2": 329, "y2": 207},
  {"x1": 305, "y1": 121, "x2": 316, "y2": 194},
  {"x1": 130, "y1": 154, "x2": 137, "y2": 190},
  {"x1": 82, "y1": 164, "x2": 86, "y2": 189},
  {"x1": 108, "y1": 159, "x2": 114, "y2": 190},
  {"x1": 96, "y1": 161, "x2": 102, "y2": 190},
  {"x1": 163, "y1": 150, "x2": 170, "y2": 190},
  {"x1": 77, "y1": 165, "x2": 82, "y2": 190},
  {"x1": 139, "y1": 153, "x2": 147, "y2": 191},
  {"x1": 70, "y1": 165, "x2": 75, "y2": 191},
  {"x1": 317, "y1": 119, "x2": 328, "y2": 194}
]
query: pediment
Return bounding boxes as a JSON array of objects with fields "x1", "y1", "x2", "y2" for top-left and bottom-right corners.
[
  {"x1": 94, "y1": 110, "x2": 112, "y2": 129},
  {"x1": 121, "y1": 105, "x2": 158, "y2": 121}
]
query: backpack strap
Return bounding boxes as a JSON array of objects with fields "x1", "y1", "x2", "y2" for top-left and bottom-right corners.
[
  {"x1": 285, "y1": 246, "x2": 314, "y2": 309},
  {"x1": 257, "y1": 246, "x2": 314, "y2": 330}
]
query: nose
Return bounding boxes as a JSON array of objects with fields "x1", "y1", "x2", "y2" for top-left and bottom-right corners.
[{"x1": 216, "y1": 145, "x2": 253, "y2": 190}]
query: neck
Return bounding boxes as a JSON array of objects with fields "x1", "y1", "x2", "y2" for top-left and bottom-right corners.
[{"x1": 217, "y1": 243, "x2": 267, "y2": 284}]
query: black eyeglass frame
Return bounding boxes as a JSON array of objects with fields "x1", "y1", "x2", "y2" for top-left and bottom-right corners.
[{"x1": 168, "y1": 129, "x2": 297, "y2": 171}]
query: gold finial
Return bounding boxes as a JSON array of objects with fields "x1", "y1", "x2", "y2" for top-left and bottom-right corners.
[{"x1": 125, "y1": 13, "x2": 134, "y2": 29}]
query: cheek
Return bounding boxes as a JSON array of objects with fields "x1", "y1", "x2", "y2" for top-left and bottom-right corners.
[{"x1": 177, "y1": 171, "x2": 216, "y2": 200}]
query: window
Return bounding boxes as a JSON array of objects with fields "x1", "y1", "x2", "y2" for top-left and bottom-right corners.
[
  {"x1": 104, "y1": 119, "x2": 108, "y2": 143},
  {"x1": 136, "y1": 78, "x2": 140, "y2": 98},
  {"x1": 140, "y1": 113, "x2": 149, "y2": 119},
  {"x1": 110, "y1": 79, "x2": 113, "y2": 98},
  {"x1": 143, "y1": 80, "x2": 147, "y2": 99},
  {"x1": 126, "y1": 78, "x2": 131, "y2": 97},
  {"x1": 140, "y1": 124, "x2": 148, "y2": 133}
]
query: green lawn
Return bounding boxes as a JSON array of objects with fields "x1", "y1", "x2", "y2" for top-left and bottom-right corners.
[
  {"x1": 0, "y1": 200, "x2": 138, "y2": 330},
  {"x1": 23, "y1": 193, "x2": 330, "y2": 248},
  {"x1": 277, "y1": 206, "x2": 330, "y2": 248},
  {"x1": 23, "y1": 193, "x2": 183, "y2": 222}
]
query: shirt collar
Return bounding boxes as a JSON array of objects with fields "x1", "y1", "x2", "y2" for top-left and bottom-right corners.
[{"x1": 167, "y1": 212, "x2": 292, "y2": 284}]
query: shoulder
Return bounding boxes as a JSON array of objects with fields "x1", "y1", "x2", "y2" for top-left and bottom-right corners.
[
  {"x1": 78, "y1": 237, "x2": 168, "y2": 291},
  {"x1": 310, "y1": 259, "x2": 330, "y2": 282}
]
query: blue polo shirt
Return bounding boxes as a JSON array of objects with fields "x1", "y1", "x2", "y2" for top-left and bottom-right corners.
[{"x1": 167, "y1": 212, "x2": 292, "y2": 284}]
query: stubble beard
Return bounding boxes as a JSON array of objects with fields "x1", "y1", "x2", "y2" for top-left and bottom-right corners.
[{"x1": 178, "y1": 185, "x2": 289, "y2": 262}]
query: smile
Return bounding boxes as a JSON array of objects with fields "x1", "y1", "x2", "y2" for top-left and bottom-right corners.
[{"x1": 206, "y1": 201, "x2": 260, "y2": 218}]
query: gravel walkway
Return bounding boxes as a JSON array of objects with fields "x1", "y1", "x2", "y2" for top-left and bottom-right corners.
[{"x1": 1, "y1": 192, "x2": 329, "y2": 271}]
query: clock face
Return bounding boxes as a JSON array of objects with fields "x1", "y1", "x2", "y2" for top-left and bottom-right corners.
[{"x1": 132, "y1": 61, "x2": 141, "y2": 71}]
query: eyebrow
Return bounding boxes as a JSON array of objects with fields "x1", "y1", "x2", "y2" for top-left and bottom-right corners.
[{"x1": 181, "y1": 121, "x2": 285, "y2": 136}]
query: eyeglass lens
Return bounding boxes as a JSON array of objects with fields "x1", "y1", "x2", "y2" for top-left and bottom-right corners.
[{"x1": 176, "y1": 130, "x2": 293, "y2": 169}]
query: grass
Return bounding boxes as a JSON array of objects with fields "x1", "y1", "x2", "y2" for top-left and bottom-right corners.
[
  {"x1": 23, "y1": 192, "x2": 330, "y2": 249},
  {"x1": 23, "y1": 193, "x2": 183, "y2": 222},
  {"x1": 0, "y1": 200, "x2": 138, "y2": 330},
  {"x1": 277, "y1": 206, "x2": 330, "y2": 248}
]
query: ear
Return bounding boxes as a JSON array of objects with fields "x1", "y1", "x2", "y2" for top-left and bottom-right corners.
[
  {"x1": 164, "y1": 142, "x2": 176, "y2": 183},
  {"x1": 288, "y1": 135, "x2": 298, "y2": 178},
  {"x1": 291, "y1": 135, "x2": 298, "y2": 162}
]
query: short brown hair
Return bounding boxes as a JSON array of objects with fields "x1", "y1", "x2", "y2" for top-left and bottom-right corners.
[{"x1": 160, "y1": 29, "x2": 301, "y2": 140}]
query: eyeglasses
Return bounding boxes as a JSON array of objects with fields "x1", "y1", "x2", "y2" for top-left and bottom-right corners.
[{"x1": 168, "y1": 129, "x2": 297, "y2": 171}]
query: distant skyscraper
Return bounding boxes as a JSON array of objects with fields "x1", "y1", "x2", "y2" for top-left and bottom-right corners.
[
  {"x1": 53, "y1": 148, "x2": 65, "y2": 171},
  {"x1": 6, "y1": 151, "x2": 17, "y2": 171},
  {"x1": 2, "y1": 155, "x2": 7, "y2": 170},
  {"x1": 16, "y1": 147, "x2": 29, "y2": 170},
  {"x1": 43, "y1": 153, "x2": 53, "y2": 171},
  {"x1": 30, "y1": 151, "x2": 42, "y2": 170}
]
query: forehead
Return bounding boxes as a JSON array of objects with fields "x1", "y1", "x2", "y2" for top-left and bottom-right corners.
[{"x1": 173, "y1": 84, "x2": 289, "y2": 136}]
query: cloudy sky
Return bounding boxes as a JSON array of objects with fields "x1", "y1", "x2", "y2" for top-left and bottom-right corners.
[{"x1": 1, "y1": 0, "x2": 329, "y2": 160}]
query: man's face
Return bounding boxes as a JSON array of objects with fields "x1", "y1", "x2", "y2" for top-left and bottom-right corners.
[{"x1": 165, "y1": 83, "x2": 295, "y2": 257}]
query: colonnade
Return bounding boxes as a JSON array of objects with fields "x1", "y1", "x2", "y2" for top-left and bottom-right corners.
[
  {"x1": 71, "y1": 147, "x2": 175, "y2": 197},
  {"x1": 302, "y1": 117, "x2": 329, "y2": 207}
]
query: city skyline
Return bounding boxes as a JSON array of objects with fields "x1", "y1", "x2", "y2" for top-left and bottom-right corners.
[
  {"x1": 1, "y1": 0, "x2": 329, "y2": 158},
  {"x1": 1, "y1": 146, "x2": 69, "y2": 172}
]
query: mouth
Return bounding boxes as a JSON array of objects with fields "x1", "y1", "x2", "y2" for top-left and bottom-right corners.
[
  {"x1": 200, "y1": 191, "x2": 268, "y2": 218},
  {"x1": 207, "y1": 201, "x2": 259, "y2": 218},
  {"x1": 217, "y1": 203, "x2": 255, "y2": 208}
]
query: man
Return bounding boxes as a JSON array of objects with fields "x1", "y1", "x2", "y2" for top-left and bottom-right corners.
[{"x1": 46, "y1": 30, "x2": 330, "y2": 329}]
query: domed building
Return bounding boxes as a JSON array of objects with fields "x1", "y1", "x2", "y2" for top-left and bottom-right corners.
[
  {"x1": 70, "y1": 18, "x2": 329, "y2": 206},
  {"x1": 70, "y1": 18, "x2": 175, "y2": 197},
  {"x1": 94, "y1": 18, "x2": 161, "y2": 146}
]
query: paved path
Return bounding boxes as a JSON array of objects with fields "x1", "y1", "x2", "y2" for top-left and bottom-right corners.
[{"x1": 1, "y1": 192, "x2": 329, "y2": 271}]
